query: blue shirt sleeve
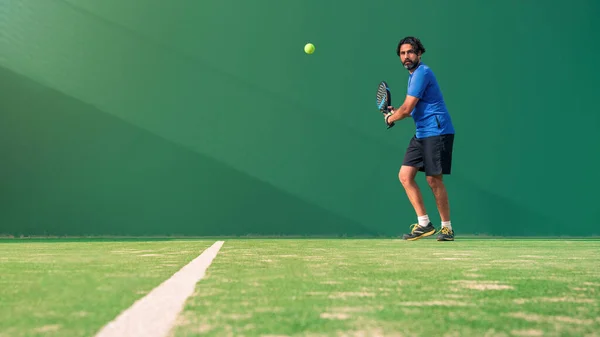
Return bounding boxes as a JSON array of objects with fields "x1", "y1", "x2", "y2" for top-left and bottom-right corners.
[{"x1": 407, "y1": 68, "x2": 430, "y2": 99}]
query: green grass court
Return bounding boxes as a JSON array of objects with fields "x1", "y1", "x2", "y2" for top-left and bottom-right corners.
[{"x1": 1, "y1": 238, "x2": 599, "y2": 337}]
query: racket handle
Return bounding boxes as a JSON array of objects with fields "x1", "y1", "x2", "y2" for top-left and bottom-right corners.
[{"x1": 384, "y1": 111, "x2": 395, "y2": 129}]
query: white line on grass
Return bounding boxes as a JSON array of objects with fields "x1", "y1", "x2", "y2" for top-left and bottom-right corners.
[{"x1": 93, "y1": 240, "x2": 224, "y2": 337}]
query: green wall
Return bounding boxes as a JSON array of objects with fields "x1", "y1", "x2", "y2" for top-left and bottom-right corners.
[{"x1": 1, "y1": 0, "x2": 598, "y2": 237}]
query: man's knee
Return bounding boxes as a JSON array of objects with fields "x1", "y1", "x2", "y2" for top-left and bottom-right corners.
[
  {"x1": 399, "y1": 166, "x2": 417, "y2": 186},
  {"x1": 426, "y1": 174, "x2": 444, "y2": 189},
  {"x1": 399, "y1": 174, "x2": 412, "y2": 187}
]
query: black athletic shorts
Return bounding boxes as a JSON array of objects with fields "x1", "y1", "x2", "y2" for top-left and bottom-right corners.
[{"x1": 402, "y1": 133, "x2": 455, "y2": 176}]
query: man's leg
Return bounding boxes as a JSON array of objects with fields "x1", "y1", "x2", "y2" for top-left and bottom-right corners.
[
  {"x1": 399, "y1": 136, "x2": 436, "y2": 241},
  {"x1": 426, "y1": 175, "x2": 450, "y2": 222},
  {"x1": 422, "y1": 134, "x2": 455, "y2": 241},
  {"x1": 399, "y1": 165, "x2": 427, "y2": 217},
  {"x1": 399, "y1": 165, "x2": 436, "y2": 241}
]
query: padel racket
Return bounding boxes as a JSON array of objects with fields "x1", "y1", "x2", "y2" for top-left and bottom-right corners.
[{"x1": 376, "y1": 81, "x2": 394, "y2": 128}]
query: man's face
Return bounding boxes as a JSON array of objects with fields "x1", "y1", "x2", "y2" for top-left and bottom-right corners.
[{"x1": 399, "y1": 43, "x2": 421, "y2": 71}]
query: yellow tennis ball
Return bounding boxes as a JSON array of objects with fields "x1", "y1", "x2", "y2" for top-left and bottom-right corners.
[{"x1": 304, "y1": 43, "x2": 315, "y2": 54}]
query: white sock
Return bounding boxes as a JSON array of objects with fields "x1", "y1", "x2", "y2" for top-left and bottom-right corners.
[
  {"x1": 418, "y1": 215, "x2": 430, "y2": 228},
  {"x1": 441, "y1": 221, "x2": 452, "y2": 230}
]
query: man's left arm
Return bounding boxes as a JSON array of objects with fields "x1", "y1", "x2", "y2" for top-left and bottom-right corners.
[{"x1": 386, "y1": 95, "x2": 419, "y2": 124}]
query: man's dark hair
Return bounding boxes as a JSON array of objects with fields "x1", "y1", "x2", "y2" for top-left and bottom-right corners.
[{"x1": 396, "y1": 36, "x2": 426, "y2": 56}]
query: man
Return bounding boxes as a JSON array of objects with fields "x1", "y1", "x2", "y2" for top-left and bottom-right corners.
[{"x1": 384, "y1": 36, "x2": 455, "y2": 241}]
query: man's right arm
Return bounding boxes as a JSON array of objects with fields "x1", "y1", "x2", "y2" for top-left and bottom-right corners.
[{"x1": 386, "y1": 95, "x2": 419, "y2": 124}]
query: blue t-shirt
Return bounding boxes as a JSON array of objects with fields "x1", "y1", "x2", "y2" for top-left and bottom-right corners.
[{"x1": 407, "y1": 63, "x2": 455, "y2": 138}]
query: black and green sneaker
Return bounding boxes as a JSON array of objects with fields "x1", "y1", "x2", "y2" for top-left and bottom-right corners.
[
  {"x1": 436, "y1": 227, "x2": 455, "y2": 241},
  {"x1": 402, "y1": 223, "x2": 436, "y2": 241}
]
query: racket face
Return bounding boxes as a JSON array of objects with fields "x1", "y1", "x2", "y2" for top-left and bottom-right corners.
[{"x1": 376, "y1": 81, "x2": 391, "y2": 113}]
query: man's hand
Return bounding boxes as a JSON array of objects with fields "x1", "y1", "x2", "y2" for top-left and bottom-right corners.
[
  {"x1": 386, "y1": 112, "x2": 393, "y2": 126},
  {"x1": 384, "y1": 110, "x2": 394, "y2": 128}
]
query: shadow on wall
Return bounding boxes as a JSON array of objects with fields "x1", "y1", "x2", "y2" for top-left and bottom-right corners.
[
  {"x1": 0, "y1": 66, "x2": 374, "y2": 237},
  {"x1": 0, "y1": 65, "x2": 583, "y2": 238},
  {"x1": 443, "y1": 174, "x2": 569, "y2": 237}
]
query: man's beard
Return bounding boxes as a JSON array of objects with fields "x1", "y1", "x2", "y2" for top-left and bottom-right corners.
[{"x1": 404, "y1": 60, "x2": 419, "y2": 71}]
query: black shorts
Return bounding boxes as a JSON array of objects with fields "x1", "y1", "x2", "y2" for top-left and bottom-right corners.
[{"x1": 402, "y1": 134, "x2": 455, "y2": 176}]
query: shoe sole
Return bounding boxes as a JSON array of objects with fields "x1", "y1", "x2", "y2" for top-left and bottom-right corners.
[
  {"x1": 437, "y1": 236, "x2": 455, "y2": 241},
  {"x1": 404, "y1": 229, "x2": 436, "y2": 241}
]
